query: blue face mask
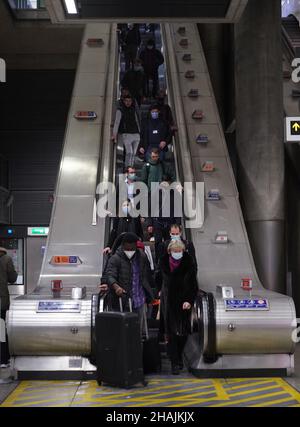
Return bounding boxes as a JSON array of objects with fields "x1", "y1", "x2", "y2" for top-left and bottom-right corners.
[
  {"x1": 151, "y1": 112, "x2": 159, "y2": 120},
  {"x1": 128, "y1": 173, "x2": 136, "y2": 181},
  {"x1": 171, "y1": 252, "x2": 183, "y2": 261},
  {"x1": 170, "y1": 235, "x2": 181, "y2": 241}
]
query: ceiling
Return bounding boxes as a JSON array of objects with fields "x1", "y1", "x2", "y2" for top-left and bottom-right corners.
[{"x1": 46, "y1": 0, "x2": 248, "y2": 23}]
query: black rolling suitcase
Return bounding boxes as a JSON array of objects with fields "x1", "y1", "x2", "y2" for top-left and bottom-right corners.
[
  {"x1": 95, "y1": 297, "x2": 146, "y2": 388},
  {"x1": 143, "y1": 309, "x2": 161, "y2": 375}
]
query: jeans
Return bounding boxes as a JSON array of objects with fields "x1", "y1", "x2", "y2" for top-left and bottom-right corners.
[{"x1": 121, "y1": 133, "x2": 140, "y2": 168}]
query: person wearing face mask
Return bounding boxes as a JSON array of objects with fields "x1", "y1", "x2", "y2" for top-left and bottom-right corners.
[
  {"x1": 103, "y1": 200, "x2": 143, "y2": 255},
  {"x1": 105, "y1": 233, "x2": 154, "y2": 332},
  {"x1": 139, "y1": 40, "x2": 164, "y2": 98},
  {"x1": 139, "y1": 106, "x2": 172, "y2": 162},
  {"x1": 158, "y1": 240, "x2": 198, "y2": 375},
  {"x1": 121, "y1": 60, "x2": 146, "y2": 106},
  {"x1": 121, "y1": 23, "x2": 141, "y2": 71},
  {"x1": 158, "y1": 224, "x2": 197, "y2": 272}
]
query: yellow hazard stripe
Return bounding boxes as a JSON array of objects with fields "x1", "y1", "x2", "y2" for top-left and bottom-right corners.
[
  {"x1": 211, "y1": 391, "x2": 293, "y2": 407},
  {"x1": 251, "y1": 397, "x2": 298, "y2": 407}
]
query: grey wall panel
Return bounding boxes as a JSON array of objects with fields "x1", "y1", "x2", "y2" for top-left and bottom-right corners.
[
  {"x1": 10, "y1": 159, "x2": 58, "y2": 190},
  {"x1": 11, "y1": 191, "x2": 53, "y2": 224}
]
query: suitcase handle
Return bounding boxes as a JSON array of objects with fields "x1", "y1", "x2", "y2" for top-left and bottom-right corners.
[{"x1": 119, "y1": 296, "x2": 133, "y2": 313}]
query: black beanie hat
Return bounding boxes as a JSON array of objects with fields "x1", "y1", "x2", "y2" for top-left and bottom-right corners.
[{"x1": 122, "y1": 232, "x2": 139, "y2": 244}]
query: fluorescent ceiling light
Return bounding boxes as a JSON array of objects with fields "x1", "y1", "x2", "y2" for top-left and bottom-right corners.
[{"x1": 64, "y1": 0, "x2": 78, "y2": 14}]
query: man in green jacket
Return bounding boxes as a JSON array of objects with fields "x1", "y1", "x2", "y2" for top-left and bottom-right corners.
[
  {"x1": 140, "y1": 148, "x2": 176, "y2": 190},
  {"x1": 0, "y1": 247, "x2": 18, "y2": 368}
]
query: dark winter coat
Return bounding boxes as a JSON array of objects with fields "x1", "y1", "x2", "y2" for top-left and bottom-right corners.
[
  {"x1": 106, "y1": 248, "x2": 154, "y2": 306},
  {"x1": 107, "y1": 217, "x2": 144, "y2": 248},
  {"x1": 141, "y1": 117, "x2": 172, "y2": 150},
  {"x1": 0, "y1": 253, "x2": 18, "y2": 310},
  {"x1": 159, "y1": 252, "x2": 198, "y2": 336},
  {"x1": 159, "y1": 239, "x2": 198, "y2": 272},
  {"x1": 139, "y1": 48, "x2": 164, "y2": 76},
  {"x1": 121, "y1": 70, "x2": 146, "y2": 101}
]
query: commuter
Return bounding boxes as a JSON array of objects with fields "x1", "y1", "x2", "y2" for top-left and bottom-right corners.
[
  {"x1": 145, "y1": 181, "x2": 181, "y2": 263},
  {"x1": 121, "y1": 60, "x2": 146, "y2": 106},
  {"x1": 0, "y1": 247, "x2": 18, "y2": 368},
  {"x1": 122, "y1": 24, "x2": 141, "y2": 71},
  {"x1": 139, "y1": 40, "x2": 164, "y2": 98},
  {"x1": 140, "y1": 148, "x2": 176, "y2": 190},
  {"x1": 158, "y1": 240, "x2": 198, "y2": 375},
  {"x1": 112, "y1": 95, "x2": 141, "y2": 168},
  {"x1": 156, "y1": 89, "x2": 176, "y2": 134},
  {"x1": 139, "y1": 106, "x2": 172, "y2": 161},
  {"x1": 103, "y1": 200, "x2": 143, "y2": 255},
  {"x1": 105, "y1": 233, "x2": 155, "y2": 333},
  {"x1": 123, "y1": 165, "x2": 137, "y2": 205},
  {"x1": 158, "y1": 224, "x2": 197, "y2": 271}
]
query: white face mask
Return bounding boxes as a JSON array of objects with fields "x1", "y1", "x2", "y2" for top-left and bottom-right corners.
[
  {"x1": 124, "y1": 250, "x2": 136, "y2": 259},
  {"x1": 170, "y1": 234, "x2": 181, "y2": 241},
  {"x1": 171, "y1": 252, "x2": 183, "y2": 261}
]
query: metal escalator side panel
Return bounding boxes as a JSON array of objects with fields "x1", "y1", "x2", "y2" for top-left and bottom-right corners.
[{"x1": 37, "y1": 24, "x2": 118, "y2": 290}]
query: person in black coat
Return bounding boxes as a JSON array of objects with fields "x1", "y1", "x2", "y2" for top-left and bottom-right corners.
[
  {"x1": 105, "y1": 233, "x2": 154, "y2": 333},
  {"x1": 158, "y1": 240, "x2": 198, "y2": 375},
  {"x1": 157, "y1": 224, "x2": 197, "y2": 272},
  {"x1": 0, "y1": 247, "x2": 18, "y2": 367},
  {"x1": 121, "y1": 60, "x2": 146, "y2": 106},
  {"x1": 122, "y1": 24, "x2": 141, "y2": 70},
  {"x1": 103, "y1": 200, "x2": 143, "y2": 255},
  {"x1": 139, "y1": 39, "x2": 164, "y2": 98},
  {"x1": 139, "y1": 106, "x2": 172, "y2": 161}
]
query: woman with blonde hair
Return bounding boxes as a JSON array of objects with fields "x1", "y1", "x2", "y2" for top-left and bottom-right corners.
[{"x1": 158, "y1": 240, "x2": 198, "y2": 375}]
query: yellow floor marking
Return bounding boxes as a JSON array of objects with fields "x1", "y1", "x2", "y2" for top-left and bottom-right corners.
[
  {"x1": 277, "y1": 378, "x2": 300, "y2": 401},
  {"x1": 2, "y1": 396, "x2": 72, "y2": 408},
  {"x1": 250, "y1": 397, "x2": 297, "y2": 408},
  {"x1": 228, "y1": 384, "x2": 283, "y2": 398},
  {"x1": 213, "y1": 379, "x2": 229, "y2": 401},
  {"x1": 1, "y1": 381, "x2": 31, "y2": 407},
  {"x1": 78, "y1": 379, "x2": 201, "y2": 400},
  {"x1": 227, "y1": 380, "x2": 277, "y2": 391},
  {"x1": 3, "y1": 378, "x2": 300, "y2": 408},
  {"x1": 1, "y1": 381, "x2": 80, "y2": 407},
  {"x1": 211, "y1": 390, "x2": 291, "y2": 407},
  {"x1": 225, "y1": 378, "x2": 277, "y2": 385},
  {"x1": 74, "y1": 384, "x2": 218, "y2": 407}
]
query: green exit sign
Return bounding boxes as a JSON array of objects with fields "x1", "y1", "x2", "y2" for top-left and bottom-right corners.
[{"x1": 27, "y1": 227, "x2": 49, "y2": 236}]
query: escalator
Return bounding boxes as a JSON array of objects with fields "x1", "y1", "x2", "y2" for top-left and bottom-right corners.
[{"x1": 5, "y1": 22, "x2": 297, "y2": 380}]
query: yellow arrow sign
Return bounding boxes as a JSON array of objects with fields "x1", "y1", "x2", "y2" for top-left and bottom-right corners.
[{"x1": 292, "y1": 123, "x2": 300, "y2": 132}]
